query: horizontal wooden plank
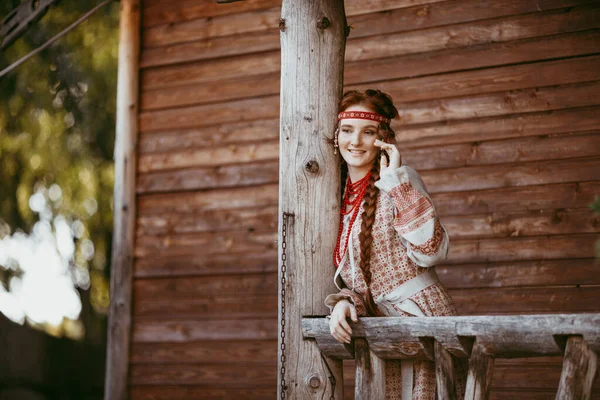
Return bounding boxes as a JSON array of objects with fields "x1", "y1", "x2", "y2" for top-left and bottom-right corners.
[
  {"x1": 136, "y1": 205, "x2": 277, "y2": 236},
  {"x1": 399, "y1": 78, "x2": 600, "y2": 127},
  {"x1": 447, "y1": 233, "x2": 597, "y2": 264},
  {"x1": 134, "y1": 251, "x2": 277, "y2": 278},
  {"x1": 399, "y1": 105, "x2": 600, "y2": 148},
  {"x1": 134, "y1": 230, "x2": 277, "y2": 258},
  {"x1": 130, "y1": 340, "x2": 277, "y2": 364},
  {"x1": 368, "y1": 54, "x2": 600, "y2": 106},
  {"x1": 444, "y1": 208, "x2": 599, "y2": 239},
  {"x1": 422, "y1": 156, "x2": 600, "y2": 194},
  {"x1": 438, "y1": 259, "x2": 600, "y2": 289},
  {"x1": 130, "y1": 363, "x2": 276, "y2": 385},
  {"x1": 133, "y1": 295, "x2": 277, "y2": 319},
  {"x1": 406, "y1": 131, "x2": 600, "y2": 170},
  {"x1": 130, "y1": 386, "x2": 275, "y2": 400},
  {"x1": 139, "y1": 95, "x2": 279, "y2": 133},
  {"x1": 137, "y1": 183, "x2": 278, "y2": 214},
  {"x1": 134, "y1": 273, "x2": 277, "y2": 298},
  {"x1": 433, "y1": 181, "x2": 600, "y2": 216},
  {"x1": 142, "y1": 0, "x2": 279, "y2": 27},
  {"x1": 452, "y1": 286, "x2": 600, "y2": 314},
  {"x1": 132, "y1": 318, "x2": 278, "y2": 342},
  {"x1": 136, "y1": 160, "x2": 278, "y2": 194},
  {"x1": 138, "y1": 119, "x2": 279, "y2": 154},
  {"x1": 143, "y1": 7, "x2": 281, "y2": 48},
  {"x1": 138, "y1": 140, "x2": 279, "y2": 173}
]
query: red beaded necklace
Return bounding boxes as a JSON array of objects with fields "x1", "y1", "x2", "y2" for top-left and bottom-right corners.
[{"x1": 333, "y1": 172, "x2": 371, "y2": 267}]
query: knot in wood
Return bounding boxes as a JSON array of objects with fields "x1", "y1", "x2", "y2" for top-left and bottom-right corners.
[
  {"x1": 317, "y1": 17, "x2": 331, "y2": 30},
  {"x1": 308, "y1": 374, "x2": 321, "y2": 388},
  {"x1": 305, "y1": 160, "x2": 319, "y2": 174},
  {"x1": 279, "y1": 18, "x2": 286, "y2": 32}
]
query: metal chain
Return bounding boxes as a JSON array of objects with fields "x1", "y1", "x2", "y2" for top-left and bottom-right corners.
[{"x1": 279, "y1": 212, "x2": 291, "y2": 399}]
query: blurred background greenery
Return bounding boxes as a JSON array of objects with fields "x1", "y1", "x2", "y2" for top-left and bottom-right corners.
[{"x1": 0, "y1": 0, "x2": 119, "y2": 345}]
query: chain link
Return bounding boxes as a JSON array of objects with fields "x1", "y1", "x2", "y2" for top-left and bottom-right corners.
[{"x1": 280, "y1": 212, "x2": 291, "y2": 399}]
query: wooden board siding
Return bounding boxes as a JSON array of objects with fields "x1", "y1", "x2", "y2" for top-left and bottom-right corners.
[{"x1": 131, "y1": 0, "x2": 600, "y2": 398}]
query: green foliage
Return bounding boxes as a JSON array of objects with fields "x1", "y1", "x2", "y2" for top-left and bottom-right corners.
[{"x1": 0, "y1": 0, "x2": 119, "y2": 341}]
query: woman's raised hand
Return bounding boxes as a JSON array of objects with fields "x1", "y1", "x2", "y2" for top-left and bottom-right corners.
[
  {"x1": 374, "y1": 139, "x2": 401, "y2": 173},
  {"x1": 329, "y1": 299, "x2": 358, "y2": 344}
]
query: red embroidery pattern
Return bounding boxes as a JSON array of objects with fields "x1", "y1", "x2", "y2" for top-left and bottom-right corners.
[
  {"x1": 337, "y1": 110, "x2": 390, "y2": 124},
  {"x1": 410, "y1": 219, "x2": 444, "y2": 257},
  {"x1": 389, "y1": 182, "x2": 435, "y2": 233}
]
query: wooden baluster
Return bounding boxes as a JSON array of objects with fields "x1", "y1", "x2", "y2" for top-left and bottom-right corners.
[
  {"x1": 435, "y1": 340, "x2": 457, "y2": 400},
  {"x1": 556, "y1": 336, "x2": 598, "y2": 400},
  {"x1": 355, "y1": 338, "x2": 385, "y2": 399},
  {"x1": 464, "y1": 343, "x2": 494, "y2": 400}
]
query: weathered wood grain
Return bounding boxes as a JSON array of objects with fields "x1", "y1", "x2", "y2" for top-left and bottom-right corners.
[
  {"x1": 138, "y1": 140, "x2": 279, "y2": 173},
  {"x1": 303, "y1": 314, "x2": 600, "y2": 358},
  {"x1": 556, "y1": 336, "x2": 599, "y2": 399},
  {"x1": 437, "y1": 259, "x2": 600, "y2": 289},
  {"x1": 399, "y1": 106, "x2": 600, "y2": 148},
  {"x1": 105, "y1": 1, "x2": 140, "y2": 399},
  {"x1": 405, "y1": 131, "x2": 600, "y2": 170},
  {"x1": 133, "y1": 318, "x2": 277, "y2": 342},
  {"x1": 138, "y1": 119, "x2": 279, "y2": 154},
  {"x1": 136, "y1": 160, "x2": 279, "y2": 194},
  {"x1": 277, "y1": 1, "x2": 346, "y2": 398},
  {"x1": 137, "y1": 183, "x2": 278, "y2": 214},
  {"x1": 451, "y1": 286, "x2": 600, "y2": 315},
  {"x1": 354, "y1": 338, "x2": 386, "y2": 399},
  {"x1": 130, "y1": 363, "x2": 276, "y2": 385},
  {"x1": 134, "y1": 230, "x2": 277, "y2": 258},
  {"x1": 444, "y1": 208, "x2": 599, "y2": 239},
  {"x1": 136, "y1": 205, "x2": 277, "y2": 236},
  {"x1": 130, "y1": 339, "x2": 277, "y2": 364},
  {"x1": 133, "y1": 295, "x2": 277, "y2": 319},
  {"x1": 435, "y1": 340, "x2": 458, "y2": 400},
  {"x1": 134, "y1": 250, "x2": 277, "y2": 278},
  {"x1": 465, "y1": 343, "x2": 495, "y2": 400},
  {"x1": 130, "y1": 386, "x2": 275, "y2": 400}
]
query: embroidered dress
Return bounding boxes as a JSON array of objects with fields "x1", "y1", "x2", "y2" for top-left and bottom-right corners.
[{"x1": 325, "y1": 166, "x2": 466, "y2": 400}]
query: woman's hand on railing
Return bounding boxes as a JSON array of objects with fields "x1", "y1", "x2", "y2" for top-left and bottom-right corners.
[{"x1": 329, "y1": 299, "x2": 358, "y2": 344}]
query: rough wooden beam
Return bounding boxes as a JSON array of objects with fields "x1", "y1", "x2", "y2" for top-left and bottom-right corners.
[
  {"x1": 556, "y1": 336, "x2": 599, "y2": 400},
  {"x1": 435, "y1": 340, "x2": 457, "y2": 400},
  {"x1": 464, "y1": 343, "x2": 494, "y2": 400},
  {"x1": 278, "y1": 1, "x2": 347, "y2": 399},
  {"x1": 104, "y1": 0, "x2": 140, "y2": 399},
  {"x1": 355, "y1": 338, "x2": 385, "y2": 399}
]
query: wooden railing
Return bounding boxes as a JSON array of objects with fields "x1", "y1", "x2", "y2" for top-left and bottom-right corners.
[{"x1": 302, "y1": 313, "x2": 600, "y2": 399}]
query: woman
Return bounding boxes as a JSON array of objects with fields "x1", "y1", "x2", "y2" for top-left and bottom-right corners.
[{"x1": 325, "y1": 89, "x2": 465, "y2": 399}]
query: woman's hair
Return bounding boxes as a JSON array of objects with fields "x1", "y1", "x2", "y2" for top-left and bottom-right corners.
[{"x1": 338, "y1": 89, "x2": 399, "y2": 316}]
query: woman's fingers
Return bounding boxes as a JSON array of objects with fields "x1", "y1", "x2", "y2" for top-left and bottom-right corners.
[{"x1": 329, "y1": 316, "x2": 353, "y2": 343}]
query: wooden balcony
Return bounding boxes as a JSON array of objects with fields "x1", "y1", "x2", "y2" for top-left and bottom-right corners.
[{"x1": 302, "y1": 313, "x2": 600, "y2": 399}]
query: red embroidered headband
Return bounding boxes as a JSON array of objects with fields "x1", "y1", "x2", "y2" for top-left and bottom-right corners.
[{"x1": 337, "y1": 111, "x2": 390, "y2": 124}]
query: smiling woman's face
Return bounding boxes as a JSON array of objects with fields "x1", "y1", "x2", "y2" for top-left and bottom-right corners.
[{"x1": 338, "y1": 105, "x2": 380, "y2": 181}]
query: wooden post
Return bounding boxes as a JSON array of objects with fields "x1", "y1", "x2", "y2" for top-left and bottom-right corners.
[
  {"x1": 435, "y1": 340, "x2": 457, "y2": 400},
  {"x1": 355, "y1": 338, "x2": 386, "y2": 399},
  {"x1": 464, "y1": 343, "x2": 494, "y2": 400},
  {"x1": 278, "y1": 1, "x2": 347, "y2": 398},
  {"x1": 104, "y1": 0, "x2": 140, "y2": 399},
  {"x1": 556, "y1": 336, "x2": 598, "y2": 400}
]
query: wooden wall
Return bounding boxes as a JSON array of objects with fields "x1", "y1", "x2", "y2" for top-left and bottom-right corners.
[{"x1": 130, "y1": 0, "x2": 600, "y2": 398}]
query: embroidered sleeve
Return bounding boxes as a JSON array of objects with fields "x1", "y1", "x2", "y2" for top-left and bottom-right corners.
[
  {"x1": 324, "y1": 288, "x2": 367, "y2": 316},
  {"x1": 375, "y1": 166, "x2": 449, "y2": 267}
]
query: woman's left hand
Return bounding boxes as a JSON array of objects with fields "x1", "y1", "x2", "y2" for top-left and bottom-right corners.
[{"x1": 374, "y1": 140, "x2": 402, "y2": 173}]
